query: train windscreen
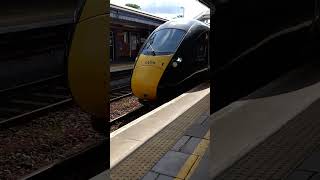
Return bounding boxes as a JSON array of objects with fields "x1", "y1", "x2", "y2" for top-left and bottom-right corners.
[{"x1": 141, "y1": 28, "x2": 186, "y2": 55}]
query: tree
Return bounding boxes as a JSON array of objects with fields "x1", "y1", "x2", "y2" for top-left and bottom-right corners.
[
  {"x1": 173, "y1": 15, "x2": 183, "y2": 19},
  {"x1": 125, "y1": 3, "x2": 141, "y2": 10}
]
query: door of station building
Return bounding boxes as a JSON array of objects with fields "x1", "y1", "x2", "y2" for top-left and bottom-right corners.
[{"x1": 130, "y1": 32, "x2": 140, "y2": 60}]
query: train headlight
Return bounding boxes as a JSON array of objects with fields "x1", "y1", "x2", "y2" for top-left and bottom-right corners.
[
  {"x1": 172, "y1": 57, "x2": 182, "y2": 68},
  {"x1": 172, "y1": 62, "x2": 178, "y2": 68}
]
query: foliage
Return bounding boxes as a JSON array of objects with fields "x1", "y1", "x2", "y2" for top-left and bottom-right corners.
[{"x1": 125, "y1": 3, "x2": 141, "y2": 10}]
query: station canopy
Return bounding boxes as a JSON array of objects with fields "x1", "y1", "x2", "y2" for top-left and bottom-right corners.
[
  {"x1": 198, "y1": 0, "x2": 214, "y2": 8},
  {"x1": 110, "y1": 4, "x2": 168, "y2": 28}
]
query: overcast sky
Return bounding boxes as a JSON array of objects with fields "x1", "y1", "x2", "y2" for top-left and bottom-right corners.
[{"x1": 110, "y1": 0, "x2": 209, "y2": 19}]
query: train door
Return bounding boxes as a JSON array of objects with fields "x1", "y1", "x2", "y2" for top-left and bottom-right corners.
[{"x1": 194, "y1": 31, "x2": 209, "y2": 71}]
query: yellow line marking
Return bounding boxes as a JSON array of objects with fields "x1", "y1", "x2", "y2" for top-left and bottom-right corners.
[
  {"x1": 204, "y1": 130, "x2": 210, "y2": 140},
  {"x1": 185, "y1": 154, "x2": 202, "y2": 180},
  {"x1": 175, "y1": 130, "x2": 210, "y2": 180},
  {"x1": 175, "y1": 154, "x2": 198, "y2": 179}
]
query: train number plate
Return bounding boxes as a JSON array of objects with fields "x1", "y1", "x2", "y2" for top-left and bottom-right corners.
[{"x1": 145, "y1": 60, "x2": 156, "y2": 65}]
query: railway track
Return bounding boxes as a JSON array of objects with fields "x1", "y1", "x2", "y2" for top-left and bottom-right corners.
[
  {"x1": 110, "y1": 69, "x2": 132, "y2": 81},
  {"x1": 110, "y1": 69, "x2": 133, "y2": 102},
  {"x1": 0, "y1": 75, "x2": 72, "y2": 126},
  {"x1": 0, "y1": 24, "x2": 70, "y2": 61},
  {"x1": 110, "y1": 85, "x2": 132, "y2": 102},
  {"x1": 0, "y1": 68, "x2": 133, "y2": 127}
]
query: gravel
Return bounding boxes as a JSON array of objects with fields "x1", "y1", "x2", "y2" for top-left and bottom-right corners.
[
  {"x1": 110, "y1": 96, "x2": 142, "y2": 120},
  {"x1": 0, "y1": 96, "x2": 142, "y2": 179},
  {"x1": 0, "y1": 105, "x2": 105, "y2": 180}
]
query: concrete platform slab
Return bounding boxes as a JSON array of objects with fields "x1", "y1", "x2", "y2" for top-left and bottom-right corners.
[
  {"x1": 193, "y1": 115, "x2": 209, "y2": 125},
  {"x1": 157, "y1": 174, "x2": 179, "y2": 180},
  {"x1": 151, "y1": 151, "x2": 197, "y2": 179},
  {"x1": 185, "y1": 124, "x2": 209, "y2": 138},
  {"x1": 141, "y1": 171, "x2": 159, "y2": 180},
  {"x1": 171, "y1": 136, "x2": 191, "y2": 152},
  {"x1": 180, "y1": 137, "x2": 202, "y2": 155},
  {"x1": 142, "y1": 127, "x2": 210, "y2": 180}
]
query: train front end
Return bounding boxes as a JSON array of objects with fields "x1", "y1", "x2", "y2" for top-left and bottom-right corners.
[{"x1": 131, "y1": 27, "x2": 186, "y2": 101}]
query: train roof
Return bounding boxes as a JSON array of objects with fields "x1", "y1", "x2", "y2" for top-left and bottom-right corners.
[{"x1": 155, "y1": 19, "x2": 209, "y2": 32}]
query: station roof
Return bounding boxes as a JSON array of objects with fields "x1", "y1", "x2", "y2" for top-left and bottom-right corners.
[
  {"x1": 110, "y1": 4, "x2": 168, "y2": 27},
  {"x1": 194, "y1": 9, "x2": 210, "y2": 20},
  {"x1": 198, "y1": 0, "x2": 214, "y2": 8}
]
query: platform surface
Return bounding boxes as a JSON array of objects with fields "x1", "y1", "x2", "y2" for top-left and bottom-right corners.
[
  {"x1": 92, "y1": 82, "x2": 210, "y2": 179},
  {"x1": 110, "y1": 62, "x2": 134, "y2": 72},
  {"x1": 210, "y1": 60, "x2": 320, "y2": 179},
  {"x1": 97, "y1": 61, "x2": 320, "y2": 180}
]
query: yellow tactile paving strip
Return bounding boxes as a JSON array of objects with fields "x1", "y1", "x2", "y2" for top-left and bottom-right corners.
[
  {"x1": 183, "y1": 131, "x2": 210, "y2": 180},
  {"x1": 110, "y1": 94, "x2": 209, "y2": 179}
]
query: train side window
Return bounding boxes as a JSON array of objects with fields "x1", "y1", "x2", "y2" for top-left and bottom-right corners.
[{"x1": 196, "y1": 32, "x2": 208, "y2": 61}]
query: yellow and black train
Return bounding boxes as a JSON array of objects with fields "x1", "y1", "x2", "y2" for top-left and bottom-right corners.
[
  {"x1": 131, "y1": 19, "x2": 210, "y2": 102},
  {"x1": 68, "y1": 0, "x2": 108, "y2": 129}
]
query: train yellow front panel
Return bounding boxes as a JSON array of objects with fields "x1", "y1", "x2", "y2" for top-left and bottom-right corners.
[{"x1": 131, "y1": 54, "x2": 173, "y2": 100}]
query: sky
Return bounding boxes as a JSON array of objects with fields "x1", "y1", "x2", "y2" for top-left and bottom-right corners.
[{"x1": 110, "y1": 0, "x2": 209, "y2": 20}]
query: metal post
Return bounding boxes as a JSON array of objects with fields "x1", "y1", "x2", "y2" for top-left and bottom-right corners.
[{"x1": 180, "y1": 6, "x2": 184, "y2": 18}]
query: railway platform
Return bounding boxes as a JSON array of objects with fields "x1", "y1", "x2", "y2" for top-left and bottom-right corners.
[
  {"x1": 94, "y1": 82, "x2": 210, "y2": 180},
  {"x1": 110, "y1": 62, "x2": 135, "y2": 73}
]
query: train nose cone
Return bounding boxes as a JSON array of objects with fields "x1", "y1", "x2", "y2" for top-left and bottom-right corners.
[
  {"x1": 131, "y1": 66, "x2": 162, "y2": 100},
  {"x1": 131, "y1": 54, "x2": 173, "y2": 101}
]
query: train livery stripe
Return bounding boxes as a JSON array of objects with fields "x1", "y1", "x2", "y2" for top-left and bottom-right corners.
[
  {"x1": 68, "y1": 0, "x2": 108, "y2": 118},
  {"x1": 131, "y1": 54, "x2": 173, "y2": 100}
]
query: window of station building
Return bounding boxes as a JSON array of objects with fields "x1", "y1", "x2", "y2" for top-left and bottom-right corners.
[
  {"x1": 123, "y1": 32, "x2": 128, "y2": 43},
  {"x1": 130, "y1": 33, "x2": 137, "y2": 51},
  {"x1": 116, "y1": 31, "x2": 130, "y2": 61},
  {"x1": 130, "y1": 32, "x2": 139, "y2": 59}
]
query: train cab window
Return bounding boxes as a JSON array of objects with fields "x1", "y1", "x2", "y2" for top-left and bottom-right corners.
[
  {"x1": 195, "y1": 32, "x2": 209, "y2": 61},
  {"x1": 141, "y1": 28, "x2": 186, "y2": 55}
]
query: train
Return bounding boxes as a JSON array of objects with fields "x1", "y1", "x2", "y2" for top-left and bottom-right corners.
[
  {"x1": 131, "y1": 19, "x2": 210, "y2": 102},
  {"x1": 68, "y1": 0, "x2": 108, "y2": 130}
]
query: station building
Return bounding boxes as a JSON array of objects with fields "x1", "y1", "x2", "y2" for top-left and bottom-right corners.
[{"x1": 110, "y1": 4, "x2": 168, "y2": 64}]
